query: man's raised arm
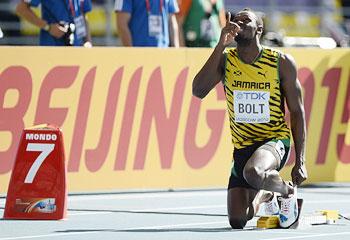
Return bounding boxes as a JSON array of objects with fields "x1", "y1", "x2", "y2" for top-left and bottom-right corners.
[{"x1": 192, "y1": 12, "x2": 241, "y2": 99}]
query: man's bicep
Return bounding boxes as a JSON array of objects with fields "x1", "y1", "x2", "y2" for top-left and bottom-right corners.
[{"x1": 285, "y1": 78, "x2": 304, "y2": 114}]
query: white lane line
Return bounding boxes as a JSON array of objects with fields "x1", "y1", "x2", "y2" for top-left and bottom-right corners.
[
  {"x1": 1, "y1": 191, "x2": 226, "y2": 205},
  {"x1": 261, "y1": 231, "x2": 350, "y2": 240},
  {"x1": 68, "y1": 204, "x2": 226, "y2": 216},
  {"x1": 262, "y1": 231, "x2": 314, "y2": 235},
  {"x1": 124, "y1": 220, "x2": 228, "y2": 230},
  {"x1": 69, "y1": 191, "x2": 226, "y2": 201},
  {"x1": 305, "y1": 200, "x2": 350, "y2": 203},
  {"x1": 124, "y1": 223, "x2": 313, "y2": 235},
  {"x1": 0, "y1": 232, "x2": 100, "y2": 240},
  {"x1": 68, "y1": 212, "x2": 113, "y2": 216},
  {"x1": 128, "y1": 204, "x2": 226, "y2": 212},
  {"x1": 0, "y1": 221, "x2": 228, "y2": 240},
  {"x1": 4, "y1": 198, "x2": 350, "y2": 205},
  {"x1": 57, "y1": 202, "x2": 350, "y2": 217}
]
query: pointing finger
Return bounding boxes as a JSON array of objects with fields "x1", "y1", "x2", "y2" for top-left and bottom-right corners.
[{"x1": 226, "y1": 11, "x2": 231, "y2": 27}]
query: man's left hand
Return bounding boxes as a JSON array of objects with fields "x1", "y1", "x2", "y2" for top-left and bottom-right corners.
[{"x1": 291, "y1": 161, "x2": 307, "y2": 186}]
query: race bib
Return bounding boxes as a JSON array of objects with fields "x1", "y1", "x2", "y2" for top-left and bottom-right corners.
[
  {"x1": 73, "y1": 15, "x2": 87, "y2": 39},
  {"x1": 148, "y1": 15, "x2": 162, "y2": 36},
  {"x1": 234, "y1": 90, "x2": 270, "y2": 123}
]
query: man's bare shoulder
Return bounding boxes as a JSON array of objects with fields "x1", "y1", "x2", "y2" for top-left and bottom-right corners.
[
  {"x1": 278, "y1": 52, "x2": 298, "y2": 82},
  {"x1": 279, "y1": 52, "x2": 297, "y2": 70}
]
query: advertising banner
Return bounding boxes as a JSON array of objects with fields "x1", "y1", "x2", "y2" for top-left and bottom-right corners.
[{"x1": 0, "y1": 47, "x2": 349, "y2": 193}]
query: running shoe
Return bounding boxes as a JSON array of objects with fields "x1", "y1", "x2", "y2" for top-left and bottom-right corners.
[
  {"x1": 279, "y1": 186, "x2": 298, "y2": 228},
  {"x1": 264, "y1": 193, "x2": 279, "y2": 215}
]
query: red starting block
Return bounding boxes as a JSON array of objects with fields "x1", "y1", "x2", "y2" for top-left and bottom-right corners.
[{"x1": 4, "y1": 124, "x2": 67, "y2": 220}]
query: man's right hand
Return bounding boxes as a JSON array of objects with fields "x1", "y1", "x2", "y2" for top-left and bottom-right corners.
[
  {"x1": 48, "y1": 24, "x2": 67, "y2": 38},
  {"x1": 218, "y1": 12, "x2": 241, "y2": 48},
  {"x1": 291, "y1": 161, "x2": 308, "y2": 186}
]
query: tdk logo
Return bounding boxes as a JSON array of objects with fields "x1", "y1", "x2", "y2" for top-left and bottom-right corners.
[
  {"x1": 25, "y1": 133, "x2": 57, "y2": 141},
  {"x1": 237, "y1": 92, "x2": 267, "y2": 100}
]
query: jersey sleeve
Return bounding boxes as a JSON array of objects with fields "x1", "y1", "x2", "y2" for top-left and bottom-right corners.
[
  {"x1": 168, "y1": 0, "x2": 179, "y2": 14},
  {"x1": 24, "y1": 0, "x2": 41, "y2": 7},
  {"x1": 114, "y1": 0, "x2": 132, "y2": 13},
  {"x1": 83, "y1": 0, "x2": 92, "y2": 13}
]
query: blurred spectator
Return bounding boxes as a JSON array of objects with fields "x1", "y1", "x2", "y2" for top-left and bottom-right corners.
[
  {"x1": 262, "y1": 31, "x2": 285, "y2": 47},
  {"x1": 0, "y1": 0, "x2": 21, "y2": 42},
  {"x1": 115, "y1": 0, "x2": 180, "y2": 47},
  {"x1": 319, "y1": 0, "x2": 349, "y2": 47},
  {"x1": 177, "y1": 0, "x2": 225, "y2": 47},
  {"x1": 15, "y1": 0, "x2": 93, "y2": 47},
  {"x1": 341, "y1": 0, "x2": 350, "y2": 41}
]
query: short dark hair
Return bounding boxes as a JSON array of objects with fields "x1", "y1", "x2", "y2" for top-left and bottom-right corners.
[{"x1": 239, "y1": 8, "x2": 264, "y2": 28}]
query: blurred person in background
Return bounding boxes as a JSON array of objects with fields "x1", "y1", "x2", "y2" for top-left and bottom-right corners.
[
  {"x1": 192, "y1": 8, "x2": 307, "y2": 229},
  {"x1": 341, "y1": 0, "x2": 350, "y2": 44},
  {"x1": 0, "y1": 0, "x2": 21, "y2": 42},
  {"x1": 15, "y1": 0, "x2": 93, "y2": 47},
  {"x1": 177, "y1": 0, "x2": 226, "y2": 47},
  {"x1": 115, "y1": 0, "x2": 180, "y2": 47},
  {"x1": 342, "y1": 0, "x2": 350, "y2": 32}
]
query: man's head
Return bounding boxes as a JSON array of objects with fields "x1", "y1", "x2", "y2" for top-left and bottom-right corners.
[{"x1": 232, "y1": 8, "x2": 264, "y2": 45}]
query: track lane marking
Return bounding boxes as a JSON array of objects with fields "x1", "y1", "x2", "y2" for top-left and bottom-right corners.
[
  {"x1": 0, "y1": 221, "x2": 228, "y2": 239},
  {"x1": 261, "y1": 232, "x2": 350, "y2": 240}
]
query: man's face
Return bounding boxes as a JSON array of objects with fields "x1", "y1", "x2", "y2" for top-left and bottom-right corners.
[{"x1": 233, "y1": 11, "x2": 260, "y2": 44}]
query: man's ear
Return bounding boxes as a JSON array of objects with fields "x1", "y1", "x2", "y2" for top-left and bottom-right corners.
[{"x1": 257, "y1": 25, "x2": 263, "y2": 35}]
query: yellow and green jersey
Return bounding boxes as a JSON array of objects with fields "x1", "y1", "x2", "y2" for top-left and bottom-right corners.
[{"x1": 223, "y1": 47, "x2": 291, "y2": 149}]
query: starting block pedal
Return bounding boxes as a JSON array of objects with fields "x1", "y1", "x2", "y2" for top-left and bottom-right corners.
[
  {"x1": 299, "y1": 210, "x2": 339, "y2": 226},
  {"x1": 3, "y1": 124, "x2": 67, "y2": 220},
  {"x1": 257, "y1": 199, "x2": 339, "y2": 229},
  {"x1": 319, "y1": 210, "x2": 339, "y2": 224},
  {"x1": 257, "y1": 216, "x2": 279, "y2": 229}
]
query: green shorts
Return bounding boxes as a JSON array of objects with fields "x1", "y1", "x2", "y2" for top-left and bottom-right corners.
[{"x1": 228, "y1": 138, "x2": 291, "y2": 189}]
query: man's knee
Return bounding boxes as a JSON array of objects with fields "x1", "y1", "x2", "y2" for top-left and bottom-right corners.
[
  {"x1": 243, "y1": 166, "x2": 264, "y2": 189},
  {"x1": 229, "y1": 217, "x2": 247, "y2": 229}
]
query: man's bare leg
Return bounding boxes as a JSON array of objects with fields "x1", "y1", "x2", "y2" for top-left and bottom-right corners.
[
  {"x1": 243, "y1": 149, "x2": 294, "y2": 196},
  {"x1": 228, "y1": 147, "x2": 294, "y2": 229},
  {"x1": 227, "y1": 187, "x2": 275, "y2": 229},
  {"x1": 227, "y1": 187, "x2": 257, "y2": 229}
]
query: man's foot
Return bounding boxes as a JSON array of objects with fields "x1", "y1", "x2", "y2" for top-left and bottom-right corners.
[{"x1": 279, "y1": 185, "x2": 298, "y2": 228}]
